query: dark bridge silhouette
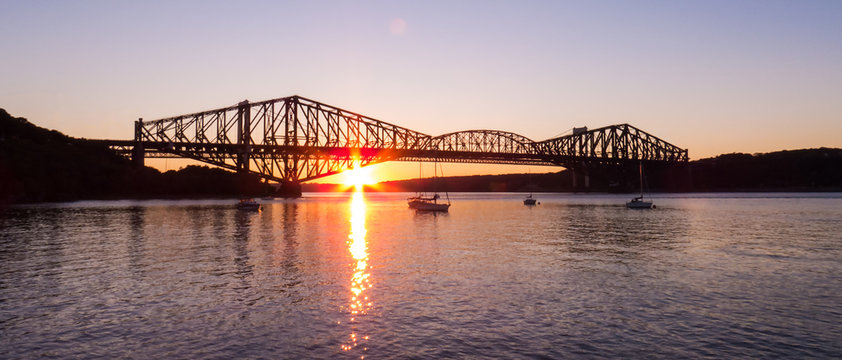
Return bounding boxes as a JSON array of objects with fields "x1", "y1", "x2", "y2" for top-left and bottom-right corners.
[{"x1": 97, "y1": 95, "x2": 688, "y2": 186}]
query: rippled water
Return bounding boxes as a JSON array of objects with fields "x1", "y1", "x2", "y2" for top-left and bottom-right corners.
[{"x1": 2, "y1": 192, "x2": 841, "y2": 358}]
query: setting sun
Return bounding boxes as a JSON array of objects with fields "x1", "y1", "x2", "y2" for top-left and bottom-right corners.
[{"x1": 342, "y1": 161, "x2": 377, "y2": 187}]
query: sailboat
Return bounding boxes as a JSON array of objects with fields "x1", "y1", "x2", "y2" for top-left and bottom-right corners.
[
  {"x1": 626, "y1": 162, "x2": 654, "y2": 209},
  {"x1": 408, "y1": 193, "x2": 451, "y2": 211},
  {"x1": 523, "y1": 169, "x2": 538, "y2": 205},
  {"x1": 237, "y1": 198, "x2": 262, "y2": 211},
  {"x1": 407, "y1": 162, "x2": 451, "y2": 211},
  {"x1": 523, "y1": 193, "x2": 537, "y2": 205}
]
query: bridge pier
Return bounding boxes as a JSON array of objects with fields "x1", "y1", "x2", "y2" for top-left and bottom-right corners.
[
  {"x1": 132, "y1": 144, "x2": 144, "y2": 168},
  {"x1": 571, "y1": 169, "x2": 590, "y2": 190},
  {"x1": 236, "y1": 100, "x2": 251, "y2": 173},
  {"x1": 277, "y1": 182, "x2": 302, "y2": 198},
  {"x1": 132, "y1": 118, "x2": 145, "y2": 168}
]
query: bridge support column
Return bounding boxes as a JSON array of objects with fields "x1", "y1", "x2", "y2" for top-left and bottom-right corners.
[
  {"x1": 132, "y1": 144, "x2": 144, "y2": 168},
  {"x1": 570, "y1": 168, "x2": 590, "y2": 191},
  {"x1": 277, "y1": 181, "x2": 302, "y2": 198},
  {"x1": 132, "y1": 118, "x2": 145, "y2": 168},
  {"x1": 236, "y1": 100, "x2": 251, "y2": 173}
]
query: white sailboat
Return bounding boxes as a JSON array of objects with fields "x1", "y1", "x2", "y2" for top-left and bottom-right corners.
[
  {"x1": 408, "y1": 162, "x2": 451, "y2": 212},
  {"x1": 626, "y1": 162, "x2": 654, "y2": 209}
]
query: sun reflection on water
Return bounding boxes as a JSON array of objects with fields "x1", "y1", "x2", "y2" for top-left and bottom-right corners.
[{"x1": 342, "y1": 184, "x2": 372, "y2": 355}]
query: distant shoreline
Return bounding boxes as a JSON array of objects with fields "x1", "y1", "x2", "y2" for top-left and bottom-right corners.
[
  {"x1": 3, "y1": 108, "x2": 841, "y2": 204},
  {"x1": 302, "y1": 183, "x2": 842, "y2": 193},
  {"x1": 7, "y1": 190, "x2": 842, "y2": 207}
]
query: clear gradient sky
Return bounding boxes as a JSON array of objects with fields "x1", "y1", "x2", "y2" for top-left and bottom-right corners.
[{"x1": 2, "y1": 1, "x2": 840, "y2": 182}]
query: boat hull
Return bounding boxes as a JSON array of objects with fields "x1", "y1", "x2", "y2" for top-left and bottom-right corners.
[
  {"x1": 237, "y1": 204, "x2": 262, "y2": 211},
  {"x1": 523, "y1": 199, "x2": 537, "y2": 205},
  {"x1": 626, "y1": 200, "x2": 653, "y2": 209},
  {"x1": 237, "y1": 199, "x2": 262, "y2": 211},
  {"x1": 408, "y1": 200, "x2": 450, "y2": 212}
]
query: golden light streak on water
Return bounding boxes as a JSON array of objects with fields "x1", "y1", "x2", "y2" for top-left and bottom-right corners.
[{"x1": 343, "y1": 180, "x2": 371, "y2": 355}]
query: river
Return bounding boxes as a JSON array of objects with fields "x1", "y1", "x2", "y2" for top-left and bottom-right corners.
[{"x1": 1, "y1": 192, "x2": 841, "y2": 358}]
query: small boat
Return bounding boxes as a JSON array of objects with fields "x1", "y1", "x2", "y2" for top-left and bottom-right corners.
[
  {"x1": 523, "y1": 193, "x2": 537, "y2": 205},
  {"x1": 626, "y1": 162, "x2": 654, "y2": 209},
  {"x1": 237, "y1": 198, "x2": 262, "y2": 211},
  {"x1": 626, "y1": 196, "x2": 653, "y2": 209},
  {"x1": 408, "y1": 193, "x2": 450, "y2": 212},
  {"x1": 408, "y1": 162, "x2": 451, "y2": 212}
]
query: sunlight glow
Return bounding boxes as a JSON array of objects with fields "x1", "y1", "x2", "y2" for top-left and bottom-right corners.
[
  {"x1": 342, "y1": 160, "x2": 377, "y2": 188},
  {"x1": 343, "y1": 186, "x2": 372, "y2": 354}
]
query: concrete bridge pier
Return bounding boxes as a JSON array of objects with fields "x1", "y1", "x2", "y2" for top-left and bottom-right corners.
[
  {"x1": 131, "y1": 143, "x2": 145, "y2": 168},
  {"x1": 570, "y1": 168, "x2": 590, "y2": 190},
  {"x1": 132, "y1": 118, "x2": 145, "y2": 168},
  {"x1": 277, "y1": 181, "x2": 302, "y2": 198},
  {"x1": 236, "y1": 100, "x2": 251, "y2": 174}
]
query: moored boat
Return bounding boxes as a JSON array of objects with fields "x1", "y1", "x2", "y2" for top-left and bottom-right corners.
[
  {"x1": 626, "y1": 162, "x2": 654, "y2": 209},
  {"x1": 408, "y1": 161, "x2": 451, "y2": 212},
  {"x1": 523, "y1": 193, "x2": 537, "y2": 205},
  {"x1": 237, "y1": 198, "x2": 262, "y2": 211},
  {"x1": 626, "y1": 196, "x2": 653, "y2": 209},
  {"x1": 408, "y1": 194, "x2": 450, "y2": 212}
]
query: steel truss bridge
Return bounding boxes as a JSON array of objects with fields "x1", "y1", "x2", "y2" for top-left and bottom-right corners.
[{"x1": 99, "y1": 95, "x2": 688, "y2": 184}]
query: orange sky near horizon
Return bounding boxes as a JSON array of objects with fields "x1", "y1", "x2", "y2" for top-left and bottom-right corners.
[{"x1": 143, "y1": 158, "x2": 564, "y2": 184}]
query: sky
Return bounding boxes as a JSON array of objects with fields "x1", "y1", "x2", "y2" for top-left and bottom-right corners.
[{"x1": 1, "y1": 0, "x2": 840, "y2": 183}]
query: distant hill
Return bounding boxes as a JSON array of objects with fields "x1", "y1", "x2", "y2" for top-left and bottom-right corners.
[
  {"x1": 690, "y1": 149, "x2": 842, "y2": 191},
  {"x1": 304, "y1": 149, "x2": 842, "y2": 193},
  {"x1": 0, "y1": 109, "x2": 268, "y2": 204}
]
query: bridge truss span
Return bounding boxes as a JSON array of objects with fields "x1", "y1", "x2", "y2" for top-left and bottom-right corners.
[
  {"x1": 536, "y1": 124, "x2": 689, "y2": 165},
  {"x1": 430, "y1": 130, "x2": 537, "y2": 154},
  {"x1": 134, "y1": 96, "x2": 432, "y2": 182},
  {"x1": 119, "y1": 95, "x2": 688, "y2": 183}
]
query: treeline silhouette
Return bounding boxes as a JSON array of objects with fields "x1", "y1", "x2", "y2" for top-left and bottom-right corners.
[
  {"x1": 307, "y1": 149, "x2": 842, "y2": 193},
  {"x1": 0, "y1": 109, "x2": 268, "y2": 204},
  {"x1": 3, "y1": 108, "x2": 841, "y2": 204},
  {"x1": 690, "y1": 150, "x2": 842, "y2": 190}
]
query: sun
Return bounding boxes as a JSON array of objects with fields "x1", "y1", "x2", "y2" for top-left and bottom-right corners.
[{"x1": 342, "y1": 161, "x2": 377, "y2": 187}]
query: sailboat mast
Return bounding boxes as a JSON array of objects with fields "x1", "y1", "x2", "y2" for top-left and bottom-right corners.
[{"x1": 639, "y1": 162, "x2": 644, "y2": 199}]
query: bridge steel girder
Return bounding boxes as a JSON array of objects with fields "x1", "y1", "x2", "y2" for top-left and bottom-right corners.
[{"x1": 112, "y1": 95, "x2": 688, "y2": 184}]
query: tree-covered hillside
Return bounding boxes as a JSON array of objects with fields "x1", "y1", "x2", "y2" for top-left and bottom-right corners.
[
  {"x1": 306, "y1": 150, "x2": 842, "y2": 193},
  {"x1": 0, "y1": 109, "x2": 267, "y2": 204},
  {"x1": 690, "y1": 149, "x2": 842, "y2": 190}
]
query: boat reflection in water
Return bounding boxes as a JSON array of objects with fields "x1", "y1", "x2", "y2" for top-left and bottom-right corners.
[{"x1": 341, "y1": 186, "x2": 372, "y2": 353}]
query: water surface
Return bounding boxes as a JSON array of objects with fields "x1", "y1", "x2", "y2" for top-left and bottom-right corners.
[{"x1": 1, "y1": 192, "x2": 841, "y2": 358}]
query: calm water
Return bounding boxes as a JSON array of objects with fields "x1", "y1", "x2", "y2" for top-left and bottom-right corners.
[{"x1": 1, "y1": 192, "x2": 841, "y2": 358}]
